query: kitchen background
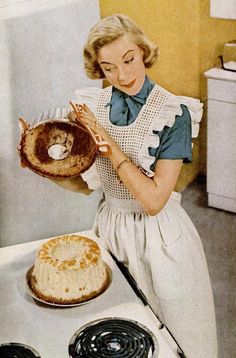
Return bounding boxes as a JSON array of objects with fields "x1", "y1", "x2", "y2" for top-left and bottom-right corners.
[
  {"x1": 1, "y1": 0, "x2": 236, "y2": 247},
  {"x1": 1, "y1": 0, "x2": 235, "y2": 246},
  {"x1": 0, "y1": 1, "x2": 236, "y2": 358}
]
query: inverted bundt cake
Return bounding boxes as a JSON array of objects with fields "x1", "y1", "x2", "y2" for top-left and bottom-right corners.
[{"x1": 29, "y1": 235, "x2": 109, "y2": 304}]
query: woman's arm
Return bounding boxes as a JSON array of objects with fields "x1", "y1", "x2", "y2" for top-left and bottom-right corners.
[
  {"x1": 49, "y1": 176, "x2": 93, "y2": 195},
  {"x1": 109, "y1": 143, "x2": 182, "y2": 215},
  {"x1": 78, "y1": 104, "x2": 183, "y2": 215}
]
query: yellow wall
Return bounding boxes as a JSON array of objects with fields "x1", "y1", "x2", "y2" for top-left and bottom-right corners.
[
  {"x1": 99, "y1": 0, "x2": 236, "y2": 190},
  {"x1": 100, "y1": 0, "x2": 200, "y2": 97}
]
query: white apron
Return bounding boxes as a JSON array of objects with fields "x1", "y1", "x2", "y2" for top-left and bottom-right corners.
[{"x1": 79, "y1": 85, "x2": 218, "y2": 358}]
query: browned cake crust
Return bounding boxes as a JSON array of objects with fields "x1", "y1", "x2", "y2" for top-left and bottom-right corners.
[
  {"x1": 36, "y1": 235, "x2": 102, "y2": 269},
  {"x1": 18, "y1": 120, "x2": 97, "y2": 178}
]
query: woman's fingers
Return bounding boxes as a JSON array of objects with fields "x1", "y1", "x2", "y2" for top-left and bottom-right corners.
[
  {"x1": 77, "y1": 104, "x2": 98, "y2": 129},
  {"x1": 67, "y1": 110, "x2": 78, "y2": 122},
  {"x1": 73, "y1": 103, "x2": 111, "y2": 143}
]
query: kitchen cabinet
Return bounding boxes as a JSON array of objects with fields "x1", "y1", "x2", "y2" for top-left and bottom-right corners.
[
  {"x1": 204, "y1": 67, "x2": 236, "y2": 213},
  {"x1": 210, "y1": 0, "x2": 236, "y2": 20}
]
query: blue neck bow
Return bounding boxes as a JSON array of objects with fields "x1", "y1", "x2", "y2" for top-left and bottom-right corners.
[{"x1": 106, "y1": 76, "x2": 155, "y2": 126}]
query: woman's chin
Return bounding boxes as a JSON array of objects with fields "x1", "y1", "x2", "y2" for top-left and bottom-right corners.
[
  {"x1": 118, "y1": 77, "x2": 145, "y2": 96},
  {"x1": 119, "y1": 85, "x2": 141, "y2": 96}
]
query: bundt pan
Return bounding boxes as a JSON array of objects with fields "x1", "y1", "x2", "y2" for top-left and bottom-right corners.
[{"x1": 18, "y1": 104, "x2": 110, "y2": 179}]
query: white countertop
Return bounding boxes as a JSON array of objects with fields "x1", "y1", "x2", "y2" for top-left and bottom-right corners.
[{"x1": 204, "y1": 65, "x2": 236, "y2": 82}]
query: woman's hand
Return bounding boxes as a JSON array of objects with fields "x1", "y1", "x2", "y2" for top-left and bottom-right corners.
[
  {"x1": 77, "y1": 104, "x2": 111, "y2": 143},
  {"x1": 67, "y1": 104, "x2": 108, "y2": 140},
  {"x1": 68, "y1": 103, "x2": 115, "y2": 157},
  {"x1": 75, "y1": 103, "x2": 124, "y2": 158}
]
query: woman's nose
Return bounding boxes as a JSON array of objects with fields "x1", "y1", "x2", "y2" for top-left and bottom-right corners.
[{"x1": 117, "y1": 66, "x2": 128, "y2": 83}]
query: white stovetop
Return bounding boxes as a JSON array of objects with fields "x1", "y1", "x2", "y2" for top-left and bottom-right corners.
[{"x1": 0, "y1": 231, "x2": 178, "y2": 358}]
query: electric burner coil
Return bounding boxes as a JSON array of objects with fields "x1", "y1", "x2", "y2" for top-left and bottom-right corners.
[
  {"x1": 0, "y1": 343, "x2": 41, "y2": 358},
  {"x1": 68, "y1": 317, "x2": 159, "y2": 357}
]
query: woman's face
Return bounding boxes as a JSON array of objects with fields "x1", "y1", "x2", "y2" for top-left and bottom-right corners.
[{"x1": 97, "y1": 34, "x2": 146, "y2": 95}]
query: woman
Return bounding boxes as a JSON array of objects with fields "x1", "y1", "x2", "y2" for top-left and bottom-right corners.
[{"x1": 58, "y1": 14, "x2": 218, "y2": 357}]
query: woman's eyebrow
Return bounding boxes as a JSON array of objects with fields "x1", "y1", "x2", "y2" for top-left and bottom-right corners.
[
  {"x1": 100, "y1": 60, "x2": 113, "y2": 65},
  {"x1": 122, "y1": 49, "x2": 135, "y2": 59},
  {"x1": 100, "y1": 49, "x2": 135, "y2": 65}
]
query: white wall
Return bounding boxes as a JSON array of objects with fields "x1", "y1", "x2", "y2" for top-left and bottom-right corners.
[{"x1": 0, "y1": 0, "x2": 102, "y2": 247}]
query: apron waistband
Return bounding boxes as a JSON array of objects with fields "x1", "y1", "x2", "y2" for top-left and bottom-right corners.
[{"x1": 104, "y1": 191, "x2": 182, "y2": 212}]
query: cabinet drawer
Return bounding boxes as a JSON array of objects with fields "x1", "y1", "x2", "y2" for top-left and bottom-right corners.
[
  {"x1": 208, "y1": 78, "x2": 236, "y2": 103},
  {"x1": 207, "y1": 99, "x2": 236, "y2": 199}
]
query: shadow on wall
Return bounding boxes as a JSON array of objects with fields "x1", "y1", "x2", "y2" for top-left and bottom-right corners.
[{"x1": 0, "y1": 0, "x2": 102, "y2": 247}]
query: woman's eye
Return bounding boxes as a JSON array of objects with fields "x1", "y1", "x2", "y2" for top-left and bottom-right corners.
[
  {"x1": 124, "y1": 58, "x2": 134, "y2": 64},
  {"x1": 104, "y1": 67, "x2": 114, "y2": 72}
]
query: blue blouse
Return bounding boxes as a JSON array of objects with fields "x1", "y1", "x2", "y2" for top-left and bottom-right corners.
[{"x1": 106, "y1": 76, "x2": 192, "y2": 170}]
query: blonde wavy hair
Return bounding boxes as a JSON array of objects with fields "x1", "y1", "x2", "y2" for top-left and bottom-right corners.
[{"x1": 84, "y1": 14, "x2": 159, "y2": 79}]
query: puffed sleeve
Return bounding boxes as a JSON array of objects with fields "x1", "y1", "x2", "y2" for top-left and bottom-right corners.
[
  {"x1": 74, "y1": 87, "x2": 103, "y2": 190},
  {"x1": 32, "y1": 86, "x2": 102, "y2": 124},
  {"x1": 149, "y1": 104, "x2": 192, "y2": 171},
  {"x1": 74, "y1": 87, "x2": 102, "y2": 114},
  {"x1": 138, "y1": 94, "x2": 203, "y2": 177}
]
